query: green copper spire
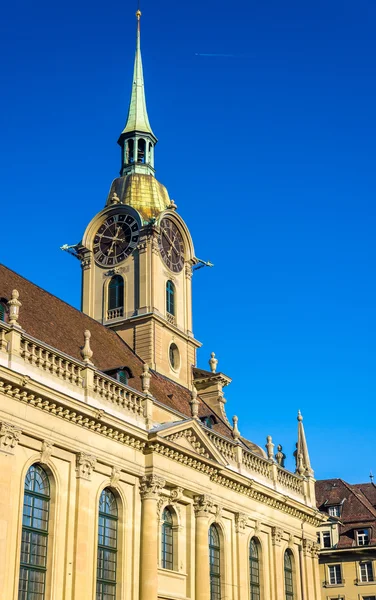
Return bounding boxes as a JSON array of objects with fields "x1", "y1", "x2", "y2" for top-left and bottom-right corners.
[
  {"x1": 121, "y1": 10, "x2": 155, "y2": 137},
  {"x1": 118, "y1": 10, "x2": 157, "y2": 177}
]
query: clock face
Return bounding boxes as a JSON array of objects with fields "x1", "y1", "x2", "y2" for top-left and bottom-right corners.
[
  {"x1": 158, "y1": 217, "x2": 185, "y2": 273},
  {"x1": 93, "y1": 213, "x2": 139, "y2": 266}
]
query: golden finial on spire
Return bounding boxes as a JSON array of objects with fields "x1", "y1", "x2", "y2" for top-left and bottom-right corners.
[{"x1": 136, "y1": 9, "x2": 141, "y2": 20}]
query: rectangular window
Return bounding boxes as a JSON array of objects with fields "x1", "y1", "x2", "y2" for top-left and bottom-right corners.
[
  {"x1": 328, "y1": 506, "x2": 340, "y2": 517},
  {"x1": 363, "y1": 596, "x2": 376, "y2": 600},
  {"x1": 322, "y1": 531, "x2": 331, "y2": 548},
  {"x1": 357, "y1": 529, "x2": 370, "y2": 546},
  {"x1": 360, "y1": 562, "x2": 374, "y2": 582},
  {"x1": 328, "y1": 564, "x2": 342, "y2": 585}
]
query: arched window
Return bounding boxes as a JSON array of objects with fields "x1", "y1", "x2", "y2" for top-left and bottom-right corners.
[
  {"x1": 137, "y1": 139, "x2": 145, "y2": 163},
  {"x1": 161, "y1": 507, "x2": 173, "y2": 569},
  {"x1": 18, "y1": 464, "x2": 50, "y2": 600},
  {"x1": 97, "y1": 488, "x2": 118, "y2": 600},
  {"x1": 108, "y1": 275, "x2": 124, "y2": 318},
  {"x1": 249, "y1": 538, "x2": 260, "y2": 600},
  {"x1": 166, "y1": 280, "x2": 175, "y2": 316},
  {"x1": 127, "y1": 139, "x2": 134, "y2": 164},
  {"x1": 284, "y1": 550, "x2": 294, "y2": 600},
  {"x1": 209, "y1": 524, "x2": 221, "y2": 600}
]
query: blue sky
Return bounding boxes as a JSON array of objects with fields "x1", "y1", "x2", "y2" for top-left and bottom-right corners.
[{"x1": 1, "y1": 0, "x2": 375, "y2": 483}]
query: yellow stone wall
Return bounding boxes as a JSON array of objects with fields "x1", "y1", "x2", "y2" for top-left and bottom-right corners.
[{"x1": 0, "y1": 321, "x2": 323, "y2": 600}]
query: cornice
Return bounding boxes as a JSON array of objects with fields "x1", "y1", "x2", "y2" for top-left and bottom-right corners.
[{"x1": 0, "y1": 372, "x2": 322, "y2": 525}]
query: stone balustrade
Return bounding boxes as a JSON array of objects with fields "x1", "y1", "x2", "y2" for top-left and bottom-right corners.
[{"x1": 0, "y1": 320, "x2": 307, "y2": 500}]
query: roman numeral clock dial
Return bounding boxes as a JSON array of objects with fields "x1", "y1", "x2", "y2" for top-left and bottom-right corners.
[
  {"x1": 93, "y1": 213, "x2": 140, "y2": 266},
  {"x1": 158, "y1": 217, "x2": 185, "y2": 273}
]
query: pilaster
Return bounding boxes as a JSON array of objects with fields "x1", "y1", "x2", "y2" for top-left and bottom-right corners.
[
  {"x1": 194, "y1": 494, "x2": 213, "y2": 600},
  {"x1": 72, "y1": 452, "x2": 97, "y2": 597},
  {"x1": 139, "y1": 474, "x2": 165, "y2": 600}
]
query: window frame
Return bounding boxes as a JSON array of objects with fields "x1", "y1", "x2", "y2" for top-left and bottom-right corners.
[
  {"x1": 209, "y1": 524, "x2": 221, "y2": 600},
  {"x1": 359, "y1": 561, "x2": 374, "y2": 583},
  {"x1": 328, "y1": 505, "x2": 341, "y2": 517},
  {"x1": 108, "y1": 275, "x2": 124, "y2": 316},
  {"x1": 96, "y1": 488, "x2": 118, "y2": 600},
  {"x1": 356, "y1": 529, "x2": 370, "y2": 546},
  {"x1": 166, "y1": 280, "x2": 175, "y2": 317},
  {"x1": 0, "y1": 301, "x2": 7, "y2": 322},
  {"x1": 18, "y1": 464, "x2": 51, "y2": 600},
  {"x1": 161, "y1": 507, "x2": 174, "y2": 570},
  {"x1": 328, "y1": 564, "x2": 342, "y2": 585},
  {"x1": 284, "y1": 550, "x2": 294, "y2": 600},
  {"x1": 249, "y1": 537, "x2": 261, "y2": 600}
]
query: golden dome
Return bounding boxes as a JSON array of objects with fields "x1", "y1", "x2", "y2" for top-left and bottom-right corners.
[{"x1": 106, "y1": 174, "x2": 171, "y2": 222}]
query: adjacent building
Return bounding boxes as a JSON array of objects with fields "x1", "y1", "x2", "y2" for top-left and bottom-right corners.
[
  {"x1": 316, "y1": 478, "x2": 376, "y2": 600},
  {"x1": 0, "y1": 10, "x2": 324, "y2": 600}
]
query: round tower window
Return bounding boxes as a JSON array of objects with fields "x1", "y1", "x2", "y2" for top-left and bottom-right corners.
[{"x1": 169, "y1": 343, "x2": 180, "y2": 371}]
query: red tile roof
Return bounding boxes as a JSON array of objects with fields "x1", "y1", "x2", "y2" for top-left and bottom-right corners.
[{"x1": 316, "y1": 478, "x2": 376, "y2": 548}]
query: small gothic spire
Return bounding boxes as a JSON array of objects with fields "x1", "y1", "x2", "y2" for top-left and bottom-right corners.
[{"x1": 295, "y1": 410, "x2": 314, "y2": 477}]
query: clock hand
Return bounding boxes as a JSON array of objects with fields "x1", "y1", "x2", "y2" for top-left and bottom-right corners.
[{"x1": 162, "y1": 228, "x2": 173, "y2": 245}]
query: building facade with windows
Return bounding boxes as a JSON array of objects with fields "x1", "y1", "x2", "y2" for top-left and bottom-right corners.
[
  {"x1": 316, "y1": 478, "x2": 376, "y2": 600},
  {"x1": 0, "y1": 10, "x2": 324, "y2": 600}
]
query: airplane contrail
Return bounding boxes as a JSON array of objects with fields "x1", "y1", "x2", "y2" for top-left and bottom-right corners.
[{"x1": 195, "y1": 53, "x2": 237, "y2": 57}]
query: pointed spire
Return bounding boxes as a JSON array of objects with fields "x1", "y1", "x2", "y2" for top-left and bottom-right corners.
[
  {"x1": 121, "y1": 10, "x2": 155, "y2": 138},
  {"x1": 295, "y1": 410, "x2": 314, "y2": 477}
]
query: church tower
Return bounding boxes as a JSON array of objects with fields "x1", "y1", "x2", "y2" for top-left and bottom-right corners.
[{"x1": 78, "y1": 10, "x2": 201, "y2": 388}]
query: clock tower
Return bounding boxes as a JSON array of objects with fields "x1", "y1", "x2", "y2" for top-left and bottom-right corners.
[{"x1": 78, "y1": 10, "x2": 201, "y2": 388}]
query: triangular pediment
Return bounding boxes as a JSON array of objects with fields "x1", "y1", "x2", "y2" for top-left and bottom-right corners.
[{"x1": 150, "y1": 419, "x2": 228, "y2": 466}]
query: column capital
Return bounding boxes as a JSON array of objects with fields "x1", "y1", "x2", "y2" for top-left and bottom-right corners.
[
  {"x1": 193, "y1": 494, "x2": 214, "y2": 517},
  {"x1": 139, "y1": 474, "x2": 165, "y2": 500}
]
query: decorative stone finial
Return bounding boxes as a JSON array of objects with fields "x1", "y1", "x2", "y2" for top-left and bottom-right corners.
[
  {"x1": 265, "y1": 435, "x2": 275, "y2": 460},
  {"x1": 136, "y1": 8, "x2": 141, "y2": 19},
  {"x1": 80, "y1": 330, "x2": 93, "y2": 365},
  {"x1": 169, "y1": 200, "x2": 177, "y2": 211},
  {"x1": 7, "y1": 289, "x2": 21, "y2": 326},
  {"x1": 141, "y1": 363, "x2": 151, "y2": 394},
  {"x1": 275, "y1": 444, "x2": 286, "y2": 468},
  {"x1": 297, "y1": 409, "x2": 303, "y2": 422},
  {"x1": 232, "y1": 415, "x2": 240, "y2": 440},
  {"x1": 190, "y1": 386, "x2": 199, "y2": 419},
  {"x1": 209, "y1": 352, "x2": 218, "y2": 373}
]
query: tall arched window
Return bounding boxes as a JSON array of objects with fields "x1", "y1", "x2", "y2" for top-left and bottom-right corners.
[
  {"x1": 161, "y1": 507, "x2": 173, "y2": 569},
  {"x1": 108, "y1": 275, "x2": 124, "y2": 319},
  {"x1": 209, "y1": 524, "x2": 221, "y2": 600},
  {"x1": 18, "y1": 464, "x2": 50, "y2": 600},
  {"x1": 97, "y1": 488, "x2": 118, "y2": 600},
  {"x1": 249, "y1": 538, "x2": 260, "y2": 600},
  {"x1": 284, "y1": 550, "x2": 294, "y2": 600},
  {"x1": 166, "y1": 280, "x2": 175, "y2": 316},
  {"x1": 137, "y1": 139, "x2": 146, "y2": 163},
  {"x1": 127, "y1": 139, "x2": 134, "y2": 164}
]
